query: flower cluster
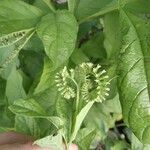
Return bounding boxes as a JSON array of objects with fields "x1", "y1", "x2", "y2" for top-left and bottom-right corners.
[
  {"x1": 80, "y1": 63, "x2": 110, "y2": 103},
  {"x1": 55, "y1": 63, "x2": 110, "y2": 103},
  {"x1": 55, "y1": 67, "x2": 76, "y2": 99}
]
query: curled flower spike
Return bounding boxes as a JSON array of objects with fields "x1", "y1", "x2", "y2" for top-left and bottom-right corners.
[
  {"x1": 80, "y1": 63, "x2": 110, "y2": 103},
  {"x1": 55, "y1": 63, "x2": 110, "y2": 103},
  {"x1": 55, "y1": 67, "x2": 76, "y2": 99}
]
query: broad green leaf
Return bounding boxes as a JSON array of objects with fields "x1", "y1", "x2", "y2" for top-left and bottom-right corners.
[
  {"x1": 34, "y1": 57, "x2": 57, "y2": 94},
  {"x1": 118, "y1": 10, "x2": 150, "y2": 144},
  {"x1": 0, "y1": 46, "x2": 18, "y2": 78},
  {"x1": 132, "y1": 133, "x2": 150, "y2": 150},
  {"x1": 56, "y1": 96, "x2": 74, "y2": 142},
  {"x1": 76, "y1": 0, "x2": 118, "y2": 23},
  {"x1": 34, "y1": 87, "x2": 64, "y2": 129},
  {"x1": 0, "y1": 0, "x2": 42, "y2": 34},
  {"x1": 15, "y1": 115, "x2": 41, "y2": 138},
  {"x1": 0, "y1": 28, "x2": 34, "y2": 49},
  {"x1": 9, "y1": 98, "x2": 63, "y2": 129},
  {"x1": 37, "y1": 10, "x2": 78, "y2": 68},
  {"x1": 9, "y1": 98, "x2": 46, "y2": 116},
  {"x1": 0, "y1": 30, "x2": 35, "y2": 71},
  {"x1": 76, "y1": 128, "x2": 96, "y2": 150},
  {"x1": 70, "y1": 101, "x2": 94, "y2": 142},
  {"x1": 47, "y1": 117, "x2": 64, "y2": 129},
  {"x1": 34, "y1": 86, "x2": 58, "y2": 111},
  {"x1": 103, "y1": 11, "x2": 120, "y2": 59},
  {"x1": 6, "y1": 68, "x2": 26, "y2": 104},
  {"x1": 34, "y1": 134, "x2": 64, "y2": 150},
  {"x1": 68, "y1": 0, "x2": 80, "y2": 14}
]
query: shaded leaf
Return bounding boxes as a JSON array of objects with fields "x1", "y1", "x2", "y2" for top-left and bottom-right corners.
[
  {"x1": 0, "y1": 0, "x2": 42, "y2": 34},
  {"x1": 6, "y1": 68, "x2": 26, "y2": 104},
  {"x1": 34, "y1": 57, "x2": 58, "y2": 94},
  {"x1": 76, "y1": 0, "x2": 118, "y2": 23}
]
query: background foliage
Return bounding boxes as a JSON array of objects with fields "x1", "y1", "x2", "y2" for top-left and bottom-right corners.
[{"x1": 0, "y1": 0, "x2": 150, "y2": 149}]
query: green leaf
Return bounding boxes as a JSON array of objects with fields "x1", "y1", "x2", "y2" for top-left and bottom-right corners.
[
  {"x1": 37, "y1": 10, "x2": 78, "y2": 68},
  {"x1": 118, "y1": 10, "x2": 150, "y2": 144},
  {"x1": 9, "y1": 98, "x2": 63, "y2": 129},
  {"x1": 34, "y1": 57, "x2": 58, "y2": 94},
  {"x1": 0, "y1": 28, "x2": 34, "y2": 48},
  {"x1": 76, "y1": 0, "x2": 118, "y2": 23},
  {"x1": 70, "y1": 101, "x2": 94, "y2": 142},
  {"x1": 0, "y1": 29, "x2": 35, "y2": 71},
  {"x1": 76, "y1": 128, "x2": 96, "y2": 150},
  {"x1": 125, "y1": 0, "x2": 150, "y2": 14},
  {"x1": 0, "y1": 0, "x2": 43, "y2": 34},
  {"x1": 103, "y1": 11, "x2": 120, "y2": 59},
  {"x1": 34, "y1": 134, "x2": 64, "y2": 150},
  {"x1": 68, "y1": 0, "x2": 80, "y2": 14},
  {"x1": 9, "y1": 98, "x2": 46, "y2": 116},
  {"x1": 6, "y1": 68, "x2": 26, "y2": 104},
  {"x1": 33, "y1": 86, "x2": 58, "y2": 111},
  {"x1": 56, "y1": 96, "x2": 73, "y2": 142},
  {"x1": 132, "y1": 133, "x2": 150, "y2": 150},
  {"x1": 0, "y1": 46, "x2": 18, "y2": 77},
  {"x1": 15, "y1": 115, "x2": 41, "y2": 138}
]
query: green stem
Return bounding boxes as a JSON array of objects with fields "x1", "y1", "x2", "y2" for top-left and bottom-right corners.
[
  {"x1": 75, "y1": 85, "x2": 80, "y2": 114},
  {"x1": 67, "y1": 78, "x2": 80, "y2": 145}
]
